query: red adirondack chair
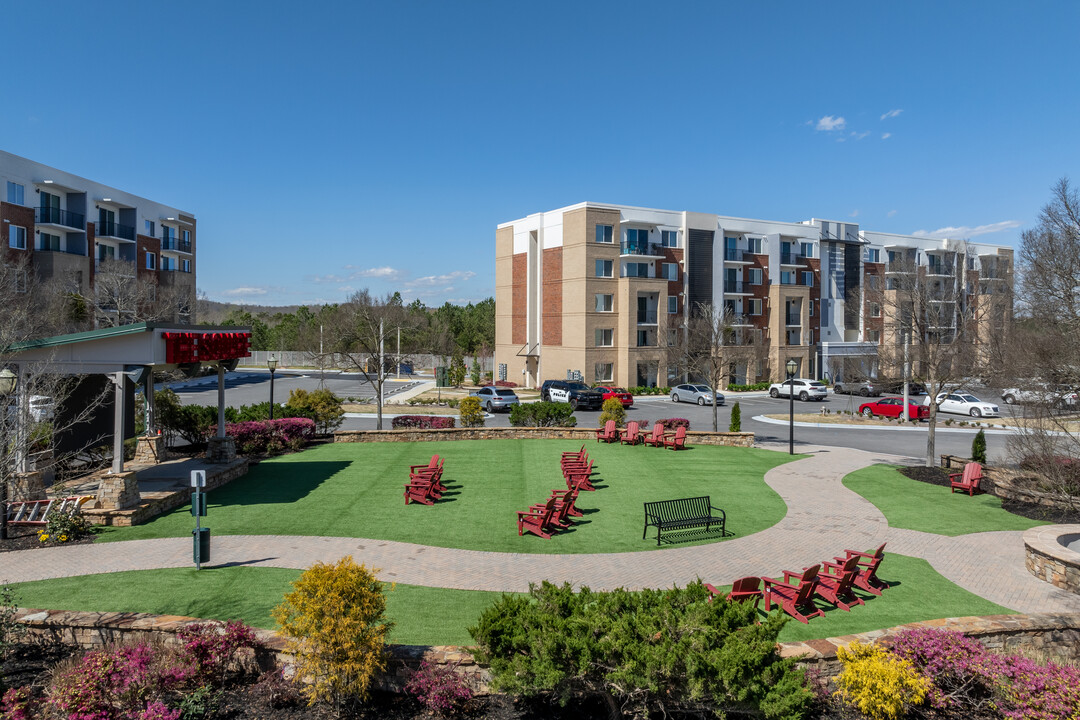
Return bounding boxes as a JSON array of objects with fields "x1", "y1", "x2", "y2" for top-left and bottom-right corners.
[
  {"x1": 833, "y1": 543, "x2": 888, "y2": 596},
  {"x1": 404, "y1": 478, "x2": 439, "y2": 505},
  {"x1": 811, "y1": 555, "x2": 865, "y2": 611},
  {"x1": 762, "y1": 564, "x2": 825, "y2": 624},
  {"x1": 704, "y1": 577, "x2": 762, "y2": 609},
  {"x1": 561, "y1": 445, "x2": 587, "y2": 463},
  {"x1": 644, "y1": 424, "x2": 665, "y2": 447},
  {"x1": 563, "y1": 460, "x2": 596, "y2": 491},
  {"x1": 663, "y1": 426, "x2": 687, "y2": 450},
  {"x1": 531, "y1": 489, "x2": 579, "y2": 528},
  {"x1": 596, "y1": 420, "x2": 618, "y2": 443},
  {"x1": 565, "y1": 473, "x2": 595, "y2": 493},
  {"x1": 517, "y1": 496, "x2": 558, "y2": 539},
  {"x1": 949, "y1": 462, "x2": 983, "y2": 496},
  {"x1": 620, "y1": 421, "x2": 643, "y2": 446}
]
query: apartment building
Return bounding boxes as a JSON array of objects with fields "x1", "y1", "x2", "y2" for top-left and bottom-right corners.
[
  {"x1": 0, "y1": 150, "x2": 196, "y2": 324},
  {"x1": 494, "y1": 202, "x2": 1013, "y2": 388}
]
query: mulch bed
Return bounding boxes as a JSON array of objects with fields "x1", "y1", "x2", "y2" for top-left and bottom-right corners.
[
  {"x1": 898, "y1": 466, "x2": 1080, "y2": 524},
  {"x1": 0, "y1": 525, "x2": 97, "y2": 554}
]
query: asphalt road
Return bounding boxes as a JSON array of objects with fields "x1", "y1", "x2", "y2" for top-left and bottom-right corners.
[{"x1": 167, "y1": 371, "x2": 1020, "y2": 464}]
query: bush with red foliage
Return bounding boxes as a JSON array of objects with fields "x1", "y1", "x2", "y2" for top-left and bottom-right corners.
[{"x1": 391, "y1": 416, "x2": 456, "y2": 429}]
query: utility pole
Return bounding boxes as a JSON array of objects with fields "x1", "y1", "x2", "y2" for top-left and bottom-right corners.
[
  {"x1": 902, "y1": 331, "x2": 911, "y2": 421},
  {"x1": 396, "y1": 327, "x2": 401, "y2": 379},
  {"x1": 378, "y1": 318, "x2": 385, "y2": 430}
]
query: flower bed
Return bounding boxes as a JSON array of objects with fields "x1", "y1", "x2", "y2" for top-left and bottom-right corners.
[
  {"x1": 391, "y1": 415, "x2": 456, "y2": 430},
  {"x1": 212, "y1": 418, "x2": 315, "y2": 456}
]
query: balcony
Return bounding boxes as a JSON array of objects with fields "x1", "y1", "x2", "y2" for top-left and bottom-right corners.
[
  {"x1": 620, "y1": 240, "x2": 662, "y2": 257},
  {"x1": 780, "y1": 252, "x2": 802, "y2": 265},
  {"x1": 96, "y1": 221, "x2": 135, "y2": 242},
  {"x1": 36, "y1": 245, "x2": 84, "y2": 256},
  {"x1": 926, "y1": 263, "x2": 954, "y2": 277},
  {"x1": 36, "y1": 207, "x2": 85, "y2": 230},
  {"x1": 724, "y1": 281, "x2": 751, "y2": 294},
  {"x1": 885, "y1": 263, "x2": 914, "y2": 275},
  {"x1": 724, "y1": 248, "x2": 748, "y2": 262},
  {"x1": 785, "y1": 314, "x2": 801, "y2": 327},
  {"x1": 637, "y1": 310, "x2": 658, "y2": 325},
  {"x1": 161, "y1": 236, "x2": 193, "y2": 253},
  {"x1": 730, "y1": 314, "x2": 753, "y2": 326}
]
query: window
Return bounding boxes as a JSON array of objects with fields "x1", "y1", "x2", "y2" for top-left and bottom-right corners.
[
  {"x1": 594, "y1": 363, "x2": 613, "y2": 383},
  {"x1": 865, "y1": 248, "x2": 880, "y2": 263},
  {"x1": 39, "y1": 232, "x2": 60, "y2": 251},
  {"x1": 146, "y1": 252, "x2": 157, "y2": 270},
  {"x1": 145, "y1": 220, "x2": 155, "y2": 236},
  {"x1": 595, "y1": 328, "x2": 613, "y2": 347},
  {"x1": 748, "y1": 298, "x2": 763, "y2": 316},
  {"x1": 662, "y1": 263, "x2": 678, "y2": 280},
  {"x1": 870, "y1": 303, "x2": 881, "y2": 318},
  {"x1": 781, "y1": 271, "x2": 795, "y2": 285},
  {"x1": 667, "y1": 296, "x2": 678, "y2": 314},
  {"x1": 595, "y1": 293, "x2": 613, "y2": 312},
  {"x1": 626, "y1": 228, "x2": 649, "y2": 244},
  {"x1": 809, "y1": 300, "x2": 815, "y2": 317},
  {"x1": 746, "y1": 237, "x2": 763, "y2": 254},
  {"x1": 181, "y1": 229, "x2": 190, "y2": 244},
  {"x1": 624, "y1": 262, "x2": 649, "y2": 278},
  {"x1": 748, "y1": 267, "x2": 763, "y2": 285},
  {"x1": 6, "y1": 182, "x2": 24, "y2": 205},
  {"x1": 181, "y1": 259, "x2": 191, "y2": 273},
  {"x1": 661, "y1": 230, "x2": 679, "y2": 248},
  {"x1": 801, "y1": 242, "x2": 814, "y2": 258},
  {"x1": 868, "y1": 329, "x2": 881, "y2": 343},
  {"x1": 595, "y1": 224, "x2": 613, "y2": 243},
  {"x1": 8, "y1": 225, "x2": 25, "y2": 250},
  {"x1": 161, "y1": 256, "x2": 175, "y2": 271},
  {"x1": 595, "y1": 259, "x2": 613, "y2": 277},
  {"x1": 808, "y1": 329, "x2": 814, "y2": 345},
  {"x1": 801, "y1": 271, "x2": 813, "y2": 286}
]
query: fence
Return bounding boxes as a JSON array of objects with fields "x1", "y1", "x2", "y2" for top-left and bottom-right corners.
[{"x1": 241, "y1": 350, "x2": 493, "y2": 373}]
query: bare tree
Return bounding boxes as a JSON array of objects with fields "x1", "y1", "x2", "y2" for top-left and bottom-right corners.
[
  {"x1": 325, "y1": 290, "x2": 415, "y2": 430},
  {"x1": 869, "y1": 243, "x2": 999, "y2": 466}
]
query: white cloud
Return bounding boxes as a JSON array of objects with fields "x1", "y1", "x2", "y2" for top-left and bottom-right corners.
[
  {"x1": 221, "y1": 287, "x2": 268, "y2": 297},
  {"x1": 351, "y1": 266, "x2": 403, "y2": 280},
  {"x1": 851, "y1": 130, "x2": 870, "y2": 140},
  {"x1": 880, "y1": 109, "x2": 903, "y2": 121},
  {"x1": 405, "y1": 270, "x2": 477, "y2": 288},
  {"x1": 887, "y1": 209, "x2": 898, "y2": 218},
  {"x1": 815, "y1": 115, "x2": 846, "y2": 131},
  {"x1": 849, "y1": 210, "x2": 860, "y2": 218},
  {"x1": 882, "y1": 132, "x2": 892, "y2": 140},
  {"x1": 911, "y1": 220, "x2": 1022, "y2": 240},
  {"x1": 309, "y1": 273, "x2": 345, "y2": 284}
]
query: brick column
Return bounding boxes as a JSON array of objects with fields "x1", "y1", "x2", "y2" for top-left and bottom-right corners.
[
  {"x1": 7, "y1": 471, "x2": 46, "y2": 502},
  {"x1": 95, "y1": 471, "x2": 140, "y2": 510},
  {"x1": 133, "y1": 435, "x2": 168, "y2": 464},
  {"x1": 206, "y1": 437, "x2": 236, "y2": 463}
]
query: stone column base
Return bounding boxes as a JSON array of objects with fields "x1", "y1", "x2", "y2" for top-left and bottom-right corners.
[
  {"x1": 7, "y1": 471, "x2": 46, "y2": 502},
  {"x1": 134, "y1": 435, "x2": 169, "y2": 464},
  {"x1": 96, "y1": 471, "x2": 140, "y2": 510},
  {"x1": 206, "y1": 437, "x2": 237, "y2": 464}
]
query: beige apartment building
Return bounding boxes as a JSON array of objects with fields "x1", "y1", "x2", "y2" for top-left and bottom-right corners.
[{"x1": 495, "y1": 202, "x2": 1013, "y2": 389}]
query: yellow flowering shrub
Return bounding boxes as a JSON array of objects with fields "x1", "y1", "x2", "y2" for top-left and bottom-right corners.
[
  {"x1": 834, "y1": 641, "x2": 930, "y2": 720},
  {"x1": 272, "y1": 556, "x2": 394, "y2": 707}
]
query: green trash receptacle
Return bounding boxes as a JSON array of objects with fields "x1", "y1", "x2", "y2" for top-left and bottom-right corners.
[
  {"x1": 435, "y1": 366, "x2": 448, "y2": 387},
  {"x1": 193, "y1": 527, "x2": 210, "y2": 564}
]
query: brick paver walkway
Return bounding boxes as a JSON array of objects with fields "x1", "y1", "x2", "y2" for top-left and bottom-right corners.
[{"x1": 4, "y1": 445, "x2": 1079, "y2": 614}]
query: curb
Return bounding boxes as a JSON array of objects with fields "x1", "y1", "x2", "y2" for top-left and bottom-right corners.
[{"x1": 751, "y1": 414, "x2": 1018, "y2": 434}]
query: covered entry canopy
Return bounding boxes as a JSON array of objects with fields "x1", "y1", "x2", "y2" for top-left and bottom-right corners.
[{"x1": 8, "y1": 322, "x2": 252, "y2": 473}]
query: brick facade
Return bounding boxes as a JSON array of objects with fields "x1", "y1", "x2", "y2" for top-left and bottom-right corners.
[
  {"x1": 541, "y1": 246, "x2": 562, "y2": 346},
  {"x1": 511, "y1": 253, "x2": 527, "y2": 344}
]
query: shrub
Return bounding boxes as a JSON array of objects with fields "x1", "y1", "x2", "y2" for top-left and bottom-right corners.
[
  {"x1": 597, "y1": 397, "x2": 626, "y2": 427},
  {"x1": 212, "y1": 418, "x2": 315, "y2": 455},
  {"x1": 1, "y1": 686, "x2": 35, "y2": 720},
  {"x1": 971, "y1": 429, "x2": 987, "y2": 464},
  {"x1": 286, "y1": 388, "x2": 344, "y2": 434},
  {"x1": 833, "y1": 641, "x2": 930, "y2": 720},
  {"x1": 469, "y1": 358, "x2": 482, "y2": 387},
  {"x1": 404, "y1": 661, "x2": 473, "y2": 717},
  {"x1": 727, "y1": 382, "x2": 772, "y2": 392},
  {"x1": 391, "y1": 415, "x2": 456, "y2": 429},
  {"x1": 458, "y1": 397, "x2": 484, "y2": 428},
  {"x1": 656, "y1": 417, "x2": 690, "y2": 430},
  {"x1": 729, "y1": 402, "x2": 741, "y2": 432},
  {"x1": 470, "y1": 580, "x2": 812, "y2": 720},
  {"x1": 449, "y1": 354, "x2": 467, "y2": 387},
  {"x1": 493, "y1": 380, "x2": 517, "y2": 388},
  {"x1": 1, "y1": 586, "x2": 25, "y2": 660},
  {"x1": 176, "y1": 620, "x2": 261, "y2": 688},
  {"x1": 627, "y1": 386, "x2": 671, "y2": 396},
  {"x1": 272, "y1": 556, "x2": 394, "y2": 707},
  {"x1": 508, "y1": 402, "x2": 576, "y2": 428},
  {"x1": 36, "y1": 511, "x2": 93, "y2": 546}
]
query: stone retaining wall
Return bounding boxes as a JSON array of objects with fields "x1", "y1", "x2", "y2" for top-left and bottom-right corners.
[
  {"x1": 1023, "y1": 525, "x2": 1080, "y2": 594},
  {"x1": 18, "y1": 609, "x2": 1080, "y2": 693},
  {"x1": 939, "y1": 455, "x2": 1080, "y2": 511},
  {"x1": 335, "y1": 426, "x2": 755, "y2": 447}
]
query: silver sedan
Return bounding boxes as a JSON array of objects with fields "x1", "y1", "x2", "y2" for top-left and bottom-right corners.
[{"x1": 670, "y1": 384, "x2": 725, "y2": 406}]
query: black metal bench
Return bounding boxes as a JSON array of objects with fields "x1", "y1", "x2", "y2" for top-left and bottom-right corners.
[{"x1": 643, "y1": 496, "x2": 726, "y2": 546}]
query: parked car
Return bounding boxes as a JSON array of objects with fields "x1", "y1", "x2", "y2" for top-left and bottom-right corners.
[
  {"x1": 832, "y1": 380, "x2": 881, "y2": 397},
  {"x1": 594, "y1": 386, "x2": 633, "y2": 408},
  {"x1": 539, "y1": 380, "x2": 604, "y2": 410},
  {"x1": 1000, "y1": 384, "x2": 1079, "y2": 408},
  {"x1": 670, "y1": 384, "x2": 725, "y2": 406},
  {"x1": 472, "y1": 386, "x2": 520, "y2": 413},
  {"x1": 924, "y1": 392, "x2": 1000, "y2": 418},
  {"x1": 858, "y1": 397, "x2": 929, "y2": 420},
  {"x1": 768, "y1": 378, "x2": 828, "y2": 401},
  {"x1": 877, "y1": 379, "x2": 927, "y2": 395}
]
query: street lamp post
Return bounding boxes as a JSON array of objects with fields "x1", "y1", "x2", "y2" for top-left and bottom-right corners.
[
  {"x1": 786, "y1": 359, "x2": 797, "y2": 455},
  {"x1": 267, "y1": 355, "x2": 278, "y2": 420},
  {"x1": 0, "y1": 368, "x2": 17, "y2": 540}
]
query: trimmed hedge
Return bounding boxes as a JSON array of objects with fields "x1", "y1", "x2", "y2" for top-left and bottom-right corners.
[
  {"x1": 509, "y1": 402, "x2": 576, "y2": 428},
  {"x1": 391, "y1": 415, "x2": 457, "y2": 429},
  {"x1": 727, "y1": 382, "x2": 771, "y2": 392},
  {"x1": 628, "y1": 386, "x2": 670, "y2": 396}
]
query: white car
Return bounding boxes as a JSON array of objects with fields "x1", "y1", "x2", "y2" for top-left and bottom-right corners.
[
  {"x1": 6, "y1": 395, "x2": 54, "y2": 422},
  {"x1": 925, "y1": 392, "x2": 999, "y2": 418},
  {"x1": 1001, "y1": 385, "x2": 1079, "y2": 408},
  {"x1": 769, "y1": 378, "x2": 828, "y2": 401}
]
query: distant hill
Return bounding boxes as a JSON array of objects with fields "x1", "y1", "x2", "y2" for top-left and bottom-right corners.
[{"x1": 197, "y1": 299, "x2": 311, "y2": 325}]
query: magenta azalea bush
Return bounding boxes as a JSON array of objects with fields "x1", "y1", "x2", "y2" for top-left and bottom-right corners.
[
  {"x1": 404, "y1": 661, "x2": 473, "y2": 717},
  {"x1": 1, "y1": 687, "x2": 36, "y2": 720},
  {"x1": 655, "y1": 417, "x2": 690, "y2": 430},
  {"x1": 391, "y1": 415, "x2": 456, "y2": 429},
  {"x1": 887, "y1": 627, "x2": 1080, "y2": 720},
  {"x1": 210, "y1": 418, "x2": 315, "y2": 455}
]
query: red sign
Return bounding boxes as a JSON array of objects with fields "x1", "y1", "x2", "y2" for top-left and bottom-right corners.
[{"x1": 163, "y1": 332, "x2": 252, "y2": 364}]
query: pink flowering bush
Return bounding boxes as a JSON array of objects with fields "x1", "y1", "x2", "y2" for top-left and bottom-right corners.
[
  {"x1": 176, "y1": 620, "x2": 261, "y2": 687},
  {"x1": 1, "y1": 687, "x2": 36, "y2": 720},
  {"x1": 211, "y1": 418, "x2": 315, "y2": 455},
  {"x1": 404, "y1": 661, "x2": 473, "y2": 717},
  {"x1": 655, "y1": 417, "x2": 690, "y2": 430},
  {"x1": 391, "y1": 415, "x2": 456, "y2": 429}
]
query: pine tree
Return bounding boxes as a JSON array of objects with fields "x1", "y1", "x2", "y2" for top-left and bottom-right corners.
[
  {"x1": 729, "y1": 402, "x2": 742, "y2": 432},
  {"x1": 971, "y1": 429, "x2": 987, "y2": 464}
]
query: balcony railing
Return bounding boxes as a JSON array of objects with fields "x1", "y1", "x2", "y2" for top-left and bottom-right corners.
[
  {"x1": 724, "y1": 281, "x2": 748, "y2": 293},
  {"x1": 730, "y1": 314, "x2": 753, "y2": 326},
  {"x1": 96, "y1": 221, "x2": 135, "y2": 241},
  {"x1": 926, "y1": 263, "x2": 954, "y2": 276},
  {"x1": 620, "y1": 240, "x2": 661, "y2": 256},
  {"x1": 785, "y1": 314, "x2": 801, "y2": 326},
  {"x1": 725, "y1": 248, "x2": 745, "y2": 261},
  {"x1": 36, "y1": 245, "x2": 84, "y2": 255},
  {"x1": 781, "y1": 252, "x2": 801, "y2": 264},
  {"x1": 161, "y1": 236, "x2": 193, "y2": 253},
  {"x1": 36, "y1": 207, "x2": 85, "y2": 229},
  {"x1": 637, "y1": 311, "x2": 658, "y2": 324}
]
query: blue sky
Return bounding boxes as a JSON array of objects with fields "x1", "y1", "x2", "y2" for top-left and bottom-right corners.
[{"x1": 2, "y1": 1, "x2": 1077, "y2": 307}]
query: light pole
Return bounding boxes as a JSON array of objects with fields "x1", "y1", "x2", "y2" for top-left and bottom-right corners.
[
  {"x1": 267, "y1": 355, "x2": 278, "y2": 420},
  {"x1": 786, "y1": 359, "x2": 797, "y2": 455},
  {"x1": 0, "y1": 368, "x2": 17, "y2": 540}
]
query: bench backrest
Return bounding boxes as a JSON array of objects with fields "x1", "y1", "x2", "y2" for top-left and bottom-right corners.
[{"x1": 644, "y1": 496, "x2": 713, "y2": 523}]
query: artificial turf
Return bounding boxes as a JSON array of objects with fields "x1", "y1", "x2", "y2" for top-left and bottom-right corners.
[
  {"x1": 95, "y1": 440, "x2": 793, "y2": 554},
  {"x1": 841, "y1": 464, "x2": 1050, "y2": 536},
  {"x1": 6, "y1": 553, "x2": 1012, "y2": 646}
]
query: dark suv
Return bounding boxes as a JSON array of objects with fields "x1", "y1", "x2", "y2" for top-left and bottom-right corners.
[{"x1": 539, "y1": 380, "x2": 604, "y2": 410}]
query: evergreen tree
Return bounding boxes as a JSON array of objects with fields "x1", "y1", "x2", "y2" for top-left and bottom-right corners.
[
  {"x1": 729, "y1": 401, "x2": 741, "y2": 432},
  {"x1": 971, "y1": 429, "x2": 987, "y2": 464}
]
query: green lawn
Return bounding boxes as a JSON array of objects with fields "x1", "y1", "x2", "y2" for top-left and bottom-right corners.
[
  {"x1": 7, "y1": 553, "x2": 1011, "y2": 646},
  {"x1": 841, "y1": 464, "x2": 1050, "y2": 536},
  {"x1": 96, "y1": 440, "x2": 793, "y2": 554}
]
